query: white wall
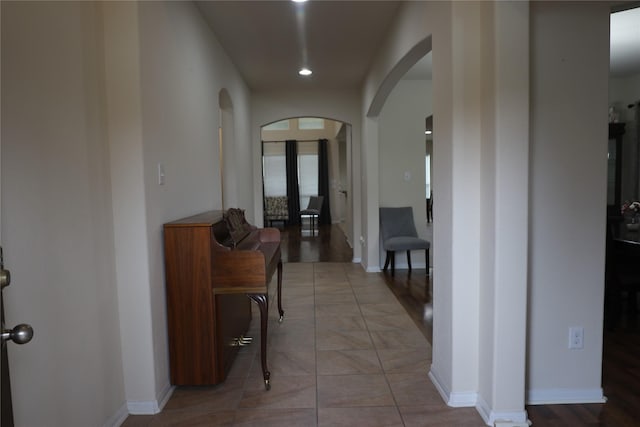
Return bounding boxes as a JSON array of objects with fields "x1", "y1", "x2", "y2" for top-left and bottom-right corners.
[
  {"x1": 378, "y1": 79, "x2": 433, "y2": 268},
  {"x1": 1, "y1": 2, "x2": 125, "y2": 425},
  {"x1": 361, "y1": 115, "x2": 381, "y2": 270},
  {"x1": 363, "y1": 0, "x2": 610, "y2": 424},
  {"x1": 1, "y1": 1, "x2": 253, "y2": 424},
  {"x1": 527, "y1": 1, "x2": 609, "y2": 404},
  {"x1": 478, "y1": 2, "x2": 530, "y2": 420},
  {"x1": 360, "y1": 0, "x2": 462, "y2": 409},
  {"x1": 133, "y1": 0, "x2": 253, "y2": 412},
  {"x1": 103, "y1": 1, "x2": 157, "y2": 412},
  {"x1": 444, "y1": 0, "x2": 484, "y2": 411},
  {"x1": 361, "y1": 0, "x2": 489, "y2": 415}
]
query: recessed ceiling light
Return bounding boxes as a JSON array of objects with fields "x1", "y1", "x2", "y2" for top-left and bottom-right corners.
[
  {"x1": 425, "y1": 130, "x2": 432, "y2": 135},
  {"x1": 292, "y1": 0, "x2": 308, "y2": 3},
  {"x1": 299, "y1": 68, "x2": 312, "y2": 76}
]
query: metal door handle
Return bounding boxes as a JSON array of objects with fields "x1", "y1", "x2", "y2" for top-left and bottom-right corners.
[
  {"x1": 1, "y1": 324, "x2": 33, "y2": 345},
  {"x1": 0, "y1": 269, "x2": 10, "y2": 289}
]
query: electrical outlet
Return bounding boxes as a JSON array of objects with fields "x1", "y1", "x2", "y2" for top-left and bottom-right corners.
[{"x1": 569, "y1": 327, "x2": 584, "y2": 349}]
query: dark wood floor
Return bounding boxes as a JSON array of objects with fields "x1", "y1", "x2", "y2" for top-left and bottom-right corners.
[
  {"x1": 279, "y1": 222, "x2": 354, "y2": 263},
  {"x1": 299, "y1": 223, "x2": 640, "y2": 426},
  {"x1": 526, "y1": 309, "x2": 640, "y2": 426}
]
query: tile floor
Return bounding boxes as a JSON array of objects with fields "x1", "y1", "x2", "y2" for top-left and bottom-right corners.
[{"x1": 122, "y1": 262, "x2": 485, "y2": 426}]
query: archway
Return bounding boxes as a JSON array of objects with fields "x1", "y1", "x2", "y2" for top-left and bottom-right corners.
[{"x1": 260, "y1": 117, "x2": 353, "y2": 248}]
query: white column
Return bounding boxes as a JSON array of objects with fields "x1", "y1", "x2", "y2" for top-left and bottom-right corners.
[
  {"x1": 528, "y1": 1, "x2": 609, "y2": 405},
  {"x1": 476, "y1": 2, "x2": 530, "y2": 424},
  {"x1": 102, "y1": 1, "x2": 160, "y2": 413}
]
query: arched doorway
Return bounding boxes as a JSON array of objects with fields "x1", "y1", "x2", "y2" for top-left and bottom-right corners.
[{"x1": 260, "y1": 117, "x2": 354, "y2": 258}]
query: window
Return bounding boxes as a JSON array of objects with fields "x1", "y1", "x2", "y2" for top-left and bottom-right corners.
[
  {"x1": 263, "y1": 120, "x2": 290, "y2": 131},
  {"x1": 263, "y1": 142, "x2": 286, "y2": 196},
  {"x1": 261, "y1": 140, "x2": 319, "y2": 208},
  {"x1": 298, "y1": 153, "x2": 318, "y2": 208},
  {"x1": 298, "y1": 117, "x2": 325, "y2": 130}
]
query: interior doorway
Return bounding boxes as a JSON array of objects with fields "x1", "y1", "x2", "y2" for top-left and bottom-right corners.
[
  {"x1": 260, "y1": 117, "x2": 353, "y2": 247},
  {"x1": 377, "y1": 51, "x2": 433, "y2": 272},
  {"x1": 373, "y1": 48, "x2": 434, "y2": 344}
]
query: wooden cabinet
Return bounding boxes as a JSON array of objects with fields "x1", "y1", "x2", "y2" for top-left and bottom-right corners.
[{"x1": 163, "y1": 211, "x2": 251, "y2": 385}]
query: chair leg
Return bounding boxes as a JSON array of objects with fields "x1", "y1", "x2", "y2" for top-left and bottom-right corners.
[
  {"x1": 390, "y1": 251, "x2": 395, "y2": 276},
  {"x1": 383, "y1": 251, "x2": 391, "y2": 272},
  {"x1": 407, "y1": 251, "x2": 412, "y2": 273},
  {"x1": 426, "y1": 249, "x2": 430, "y2": 276}
]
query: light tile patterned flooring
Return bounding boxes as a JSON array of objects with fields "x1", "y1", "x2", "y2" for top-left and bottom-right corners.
[{"x1": 123, "y1": 262, "x2": 485, "y2": 426}]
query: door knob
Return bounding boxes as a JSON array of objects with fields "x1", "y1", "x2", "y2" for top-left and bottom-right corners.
[
  {"x1": 0, "y1": 269, "x2": 10, "y2": 289},
  {"x1": 1, "y1": 323, "x2": 33, "y2": 345}
]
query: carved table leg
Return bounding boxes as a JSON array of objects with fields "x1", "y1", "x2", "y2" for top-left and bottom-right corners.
[
  {"x1": 277, "y1": 259, "x2": 284, "y2": 322},
  {"x1": 248, "y1": 293, "x2": 271, "y2": 390}
]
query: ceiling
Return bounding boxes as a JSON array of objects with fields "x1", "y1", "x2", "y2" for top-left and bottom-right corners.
[
  {"x1": 196, "y1": 1, "x2": 640, "y2": 91},
  {"x1": 196, "y1": 1, "x2": 401, "y2": 91}
]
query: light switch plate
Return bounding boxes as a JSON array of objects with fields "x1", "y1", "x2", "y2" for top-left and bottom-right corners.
[{"x1": 158, "y1": 163, "x2": 165, "y2": 185}]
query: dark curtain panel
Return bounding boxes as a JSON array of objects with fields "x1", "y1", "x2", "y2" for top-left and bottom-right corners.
[
  {"x1": 261, "y1": 142, "x2": 266, "y2": 219},
  {"x1": 635, "y1": 101, "x2": 640, "y2": 198},
  {"x1": 318, "y1": 138, "x2": 332, "y2": 225},
  {"x1": 286, "y1": 140, "x2": 301, "y2": 225}
]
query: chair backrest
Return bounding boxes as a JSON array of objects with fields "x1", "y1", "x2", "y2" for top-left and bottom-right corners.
[
  {"x1": 306, "y1": 195, "x2": 324, "y2": 211},
  {"x1": 379, "y1": 207, "x2": 419, "y2": 241},
  {"x1": 265, "y1": 196, "x2": 288, "y2": 215}
]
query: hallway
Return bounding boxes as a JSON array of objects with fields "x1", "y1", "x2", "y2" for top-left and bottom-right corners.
[
  {"x1": 122, "y1": 260, "x2": 483, "y2": 426},
  {"x1": 121, "y1": 224, "x2": 640, "y2": 426}
]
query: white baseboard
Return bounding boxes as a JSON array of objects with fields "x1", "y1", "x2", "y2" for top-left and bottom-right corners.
[
  {"x1": 476, "y1": 396, "x2": 529, "y2": 426},
  {"x1": 449, "y1": 390, "x2": 480, "y2": 407},
  {"x1": 526, "y1": 387, "x2": 606, "y2": 405},
  {"x1": 428, "y1": 368, "x2": 450, "y2": 404},
  {"x1": 127, "y1": 400, "x2": 161, "y2": 415},
  {"x1": 157, "y1": 382, "x2": 175, "y2": 410},
  {"x1": 428, "y1": 368, "x2": 478, "y2": 407},
  {"x1": 104, "y1": 403, "x2": 129, "y2": 427},
  {"x1": 127, "y1": 382, "x2": 175, "y2": 415}
]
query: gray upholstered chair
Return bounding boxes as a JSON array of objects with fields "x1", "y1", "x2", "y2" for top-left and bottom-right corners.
[
  {"x1": 300, "y1": 196, "x2": 324, "y2": 234},
  {"x1": 379, "y1": 206, "x2": 430, "y2": 276}
]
